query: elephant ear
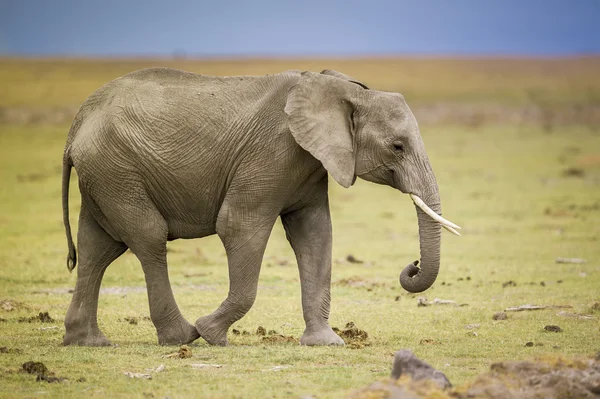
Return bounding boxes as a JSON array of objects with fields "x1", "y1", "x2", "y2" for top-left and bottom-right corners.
[
  {"x1": 285, "y1": 72, "x2": 360, "y2": 188},
  {"x1": 320, "y1": 69, "x2": 369, "y2": 89}
]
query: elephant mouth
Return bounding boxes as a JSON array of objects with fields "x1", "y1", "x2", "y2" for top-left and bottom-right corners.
[{"x1": 409, "y1": 194, "x2": 462, "y2": 236}]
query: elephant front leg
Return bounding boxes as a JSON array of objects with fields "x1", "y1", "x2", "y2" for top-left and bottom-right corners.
[
  {"x1": 281, "y1": 194, "x2": 344, "y2": 346},
  {"x1": 195, "y1": 200, "x2": 276, "y2": 346}
]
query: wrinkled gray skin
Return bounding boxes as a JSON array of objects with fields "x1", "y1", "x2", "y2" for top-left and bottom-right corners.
[{"x1": 61, "y1": 68, "x2": 442, "y2": 347}]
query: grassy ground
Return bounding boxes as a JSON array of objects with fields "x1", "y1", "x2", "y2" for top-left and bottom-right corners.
[
  {"x1": 1, "y1": 57, "x2": 599, "y2": 107},
  {"x1": 0, "y1": 58, "x2": 599, "y2": 398}
]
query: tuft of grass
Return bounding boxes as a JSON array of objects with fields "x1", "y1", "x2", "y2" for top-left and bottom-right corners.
[{"x1": 0, "y1": 120, "x2": 598, "y2": 398}]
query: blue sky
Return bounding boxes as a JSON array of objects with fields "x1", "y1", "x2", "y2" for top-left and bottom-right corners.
[{"x1": 1, "y1": 0, "x2": 598, "y2": 56}]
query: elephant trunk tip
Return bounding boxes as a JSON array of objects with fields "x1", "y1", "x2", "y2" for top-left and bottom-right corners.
[{"x1": 399, "y1": 260, "x2": 435, "y2": 293}]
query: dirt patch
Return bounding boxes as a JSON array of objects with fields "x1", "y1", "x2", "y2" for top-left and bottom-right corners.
[
  {"x1": 1, "y1": 299, "x2": 28, "y2": 312},
  {"x1": 352, "y1": 354, "x2": 600, "y2": 399},
  {"x1": 333, "y1": 322, "x2": 369, "y2": 349},
  {"x1": 18, "y1": 312, "x2": 55, "y2": 323},
  {"x1": 455, "y1": 356, "x2": 600, "y2": 398},
  {"x1": 334, "y1": 276, "x2": 387, "y2": 291},
  {"x1": 0, "y1": 347, "x2": 23, "y2": 354}
]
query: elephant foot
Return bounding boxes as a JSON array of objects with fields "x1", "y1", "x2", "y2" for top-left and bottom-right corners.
[
  {"x1": 300, "y1": 325, "x2": 345, "y2": 346},
  {"x1": 63, "y1": 327, "x2": 112, "y2": 347},
  {"x1": 156, "y1": 318, "x2": 200, "y2": 346},
  {"x1": 195, "y1": 315, "x2": 229, "y2": 346}
]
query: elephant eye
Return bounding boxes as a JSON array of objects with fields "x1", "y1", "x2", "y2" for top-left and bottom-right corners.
[{"x1": 393, "y1": 142, "x2": 405, "y2": 152}]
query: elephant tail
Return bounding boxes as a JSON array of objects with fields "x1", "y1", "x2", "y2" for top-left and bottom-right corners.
[{"x1": 62, "y1": 150, "x2": 77, "y2": 272}]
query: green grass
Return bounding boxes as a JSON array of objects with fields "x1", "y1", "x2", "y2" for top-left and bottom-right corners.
[{"x1": 0, "y1": 121, "x2": 598, "y2": 398}]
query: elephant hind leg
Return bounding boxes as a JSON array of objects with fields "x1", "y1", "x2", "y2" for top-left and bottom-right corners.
[
  {"x1": 63, "y1": 204, "x2": 127, "y2": 346},
  {"x1": 117, "y1": 198, "x2": 199, "y2": 346}
]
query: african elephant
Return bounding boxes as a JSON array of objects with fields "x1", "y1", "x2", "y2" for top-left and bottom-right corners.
[{"x1": 61, "y1": 68, "x2": 460, "y2": 347}]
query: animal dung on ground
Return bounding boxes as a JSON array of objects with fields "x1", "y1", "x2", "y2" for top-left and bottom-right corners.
[
  {"x1": 346, "y1": 254, "x2": 364, "y2": 264},
  {"x1": 18, "y1": 312, "x2": 55, "y2": 323},
  {"x1": 492, "y1": 312, "x2": 508, "y2": 320},
  {"x1": 22, "y1": 361, "x2": 66, "y2": 383},
  {"x1": 333, "y1": 322, "x2": 369, "y2": 349},
  {"x1": 164, "y1": 345, "x2": 192, "y2": 358},
  {"x1": 544, "y1": 325, "x2": 563, "y2": 333},
  {"x1": 256, "y1": 326, "x2": 266, "y2": 336}
]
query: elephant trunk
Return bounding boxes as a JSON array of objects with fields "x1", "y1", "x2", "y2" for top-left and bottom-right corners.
[{"x1": 399, "y1": 188, "x2": 442, "y2": 293}]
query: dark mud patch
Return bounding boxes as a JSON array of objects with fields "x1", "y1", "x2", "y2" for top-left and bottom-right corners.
[
  {"x1": 333, "y1": 322, "x2": 369, "y2": 349},
  {"x1": 18, "y1": 312, "x2": 55, "y2": 323}
]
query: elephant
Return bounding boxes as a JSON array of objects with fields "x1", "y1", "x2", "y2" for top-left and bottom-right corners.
[{"x1": 61, "y1": 67, "x2": 460, "y2": 347}]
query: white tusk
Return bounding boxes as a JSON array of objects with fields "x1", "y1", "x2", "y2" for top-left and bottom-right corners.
[
  {"x1": 409, "y1": 194, "x2": 462, "y2": 230},
  {"x1": 443, "y1": 225, "x2": 462, "y2": 236}
]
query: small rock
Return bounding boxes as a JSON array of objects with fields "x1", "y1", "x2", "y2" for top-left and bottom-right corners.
[
  {"x1": 582, "y1": 373, "x2": 600, "y2": 394},
  {"x1": 493, "y1": 312, "x2": 508, "y2": 320},
  {"x1": 544, "y1": 325, "x2": 563, "y2": 333},
  {"x1": 190, "y1": 363, "x2": 222, "y2": 369},
  {"x1": 124, "y1": 371, "x2": 152, "y2": 379},
  {"x1": 525, "y1": 342, "x2": 534, "y2": 347},
  {"x1": 390, "y1": 349, "x2": 451, "y2": 389}
]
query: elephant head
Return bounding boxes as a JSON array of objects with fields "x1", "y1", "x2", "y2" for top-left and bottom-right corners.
[{"x1": 285, "y1": 70, "x2": 460, "y2": 293}]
